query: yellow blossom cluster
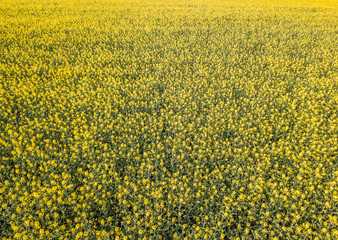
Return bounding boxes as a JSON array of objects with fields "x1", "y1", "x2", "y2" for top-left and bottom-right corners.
[{"x1": 0, "y1": 0, "x2": 337, "y2": 239}]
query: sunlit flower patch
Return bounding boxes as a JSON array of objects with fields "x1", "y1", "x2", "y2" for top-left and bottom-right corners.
[{"x1": 0, "y1": 0, "x2": 337, "y2": 239}]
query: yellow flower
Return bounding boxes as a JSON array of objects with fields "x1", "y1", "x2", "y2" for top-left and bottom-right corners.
[{"x1": 12, "y1": 225, "x2": 19, "y2": 231}]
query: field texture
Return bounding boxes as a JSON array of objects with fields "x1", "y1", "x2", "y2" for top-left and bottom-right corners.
[{"x1": 0, "y1": 0, "x2": 337, "y2": 239}]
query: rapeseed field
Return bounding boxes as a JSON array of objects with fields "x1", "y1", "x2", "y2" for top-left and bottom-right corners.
[{"x1": 0, "y1": 0, "x2": 337, "y2": 239}]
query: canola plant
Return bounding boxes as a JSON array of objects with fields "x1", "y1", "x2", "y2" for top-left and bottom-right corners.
[{"x1": 0, "y1": 0, "x2": 337, "y2": 239}]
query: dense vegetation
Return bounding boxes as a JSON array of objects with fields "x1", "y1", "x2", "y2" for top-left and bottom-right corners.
[{"x1": 0, "y1": 0, "x2": 337, "y2": 239}]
